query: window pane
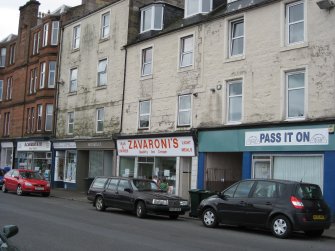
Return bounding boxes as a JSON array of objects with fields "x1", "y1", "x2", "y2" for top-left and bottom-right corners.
[
  {"x1": 187, "y1": 0, "x2": 199, "y2": 16},
  {"x1": 180, "y1": 95, "x2": 191, "y2": 109},
  {"x1": 289, "y1": 22, "x2": 304, "y2": 44},
  {"x1": 229, "y1": 96, "x2": 242, "y2": 121},
  {"x1": 289, "y1": 3, "x2": 303, "y2": 23},
  {"x1": 179, "y1": 111, "x2": 191, "y2": 125},
  {"x1": 89, "y1": 150, "x2": 103, "y2": 177},
  {"x1": 202, "y1": 0, "x2": 212, "y2": 12},
  {"x1": 234, "y1": 181, "x2": 254, "y2": 198},
  {"x1": 140, "y1": 115, "x2": 150, "y2": 128},
  {"x1": 229, "y1": 82, "x2": 242, "y2": 96},
  {"x1": 143, "y1": 8, "x2": 152, "y2": 31},
  {"x1": 181, "y1": 53, "x2": 193, "y2": 67},
  {"x1": 140, "y1": 101, "x2": 150, "y2": 114},
  {"x1": 288, "y1": 72, "x2": 304, "y2": 89},
  {"x1": 288, "y1": 89, "x2": 304, "y2": 117},
  {"x1": 233, "y1": 21, "x2": 244, "y2": 37},
  {"x1": 154, "y1": 5, "x2": 163, "y2": 29}
]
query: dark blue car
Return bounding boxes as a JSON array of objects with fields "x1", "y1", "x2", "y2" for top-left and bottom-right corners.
[{"x1": 0, "y1": 169, "x2": 5, "y2": 188}]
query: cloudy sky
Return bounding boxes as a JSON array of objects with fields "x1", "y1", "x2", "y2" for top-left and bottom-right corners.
[{"x1": 0, "y1": 0, "x2": 82, "y2": 40}]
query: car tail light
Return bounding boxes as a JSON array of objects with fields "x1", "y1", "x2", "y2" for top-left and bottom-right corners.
[{"x1": 291, "y1": 196, "x2": 304, "y2": 209}]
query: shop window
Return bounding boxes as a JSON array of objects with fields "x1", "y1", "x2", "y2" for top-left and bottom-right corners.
[
  {"x1": 137, "y1": 157, "x2": 155, "y2": 179},
  {"x1": 17, "y1": 151, "x2": 51, "y2": 180},
  {"x1": 119, "y1": 157, "x2": 135, "y2": 177},
  {"x1": 65, "y1": 151, "x2": 76, "y2": 182},
  {"x1": 155, "y1": 157, "x2": 177, "y2": 194},
  {"x1": 89, "y1": 150, "x2": 104, "y2": 177}
]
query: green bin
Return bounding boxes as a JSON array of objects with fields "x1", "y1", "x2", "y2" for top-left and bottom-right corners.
[{"x1": 189, "y1": 189, "x2": 216, "y2": 217}]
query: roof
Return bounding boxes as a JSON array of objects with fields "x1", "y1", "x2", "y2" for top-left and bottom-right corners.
[{"x1": 0, "y1": 34, "x2": 17, "y2": 44}]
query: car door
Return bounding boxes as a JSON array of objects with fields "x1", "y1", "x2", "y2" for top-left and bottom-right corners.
[
  {"x1": 218, "y1": 180, "x2": 255, "y2": 225},
  {"x1": 103, "y1": 178, "x2": 119, "y2": 207},
  {"x1": 246, "y1": 181, "x2": 278, "y2": 226},
  {"x1": 7, "y1": 170, "x2": 19, "y2": 191},
  {"x1": 115, "y1": 179, "x2": 134, "y2": 211}
]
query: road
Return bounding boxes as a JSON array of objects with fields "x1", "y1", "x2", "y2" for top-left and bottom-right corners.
[{"x1": 0, "y1": 192, "x2": 334, "y2": 251}]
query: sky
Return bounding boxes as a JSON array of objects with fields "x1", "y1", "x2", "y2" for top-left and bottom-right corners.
[{"x1": 0, "y1": 0, "x2": 82, "y2": 40}]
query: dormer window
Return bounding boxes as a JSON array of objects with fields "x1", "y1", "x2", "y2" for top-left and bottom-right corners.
[
  {"x1": 140, "y1": 4, "x2": 163, "y2": 33},
  {"x1": 185, "y1": 0, "x2": 212, "y2": 18}
]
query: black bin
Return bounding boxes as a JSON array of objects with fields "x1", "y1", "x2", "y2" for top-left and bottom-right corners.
[{"x1": 189, "y1": 189, "x2": 216, "y2": 217}]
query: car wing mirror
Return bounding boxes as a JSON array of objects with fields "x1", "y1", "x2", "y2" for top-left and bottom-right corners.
[
  {"x1": 124, "y1": 188, "x2": 133, "y2": 193},
  {"x1": 2, "y1": 225, "x2": 19, "y2": 239},
  {"x1": 14, "y1": 176, "x2": 19, "y2": 180}
]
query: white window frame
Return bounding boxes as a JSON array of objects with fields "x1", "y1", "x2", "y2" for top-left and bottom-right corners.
[
  {"x1": 68, "y1": 112, "x2": 75, "y2": 134},
  {"x1": 33, "y1": 33, "x2": 38, "y2": 55},
  {"x1": 101, "y1": 12, "x2": 110, "y2": 39},
  {"x1": 69, "y1": 68, "x2": 78, "y2": 93},
  {"x1": 9, "y1": 44, "x2": 15, "y2": 65},
  {"x1": 72, "y1": 25, "x2": 81, "y2": 50},
  {"x1": 37, "y1": 32, "x2": 40, "y2": 53},
  {"x1": 27, "y1": 108, "x2": 31, "y2": 133},
  {"x1": 180, "y1": 35, "x2": 194, "y2": 68},
  {"x1": 140, "y1": 5, "x2": 163, "y2": 33},
  {"x1": 97, "y1": 58, "x2": 108, "y2": 86},
  {"x1": 286, "y1": 0, "x2": 305, "y2": 45},
  {"x1": 229, "y1": 18, "x2": 244, "y2": 57},
  {"x1": 227, "y1": 79, "x2": 243, "y2": 124},
  {"x1": 51, "y1": 21, "x2": 60, "y2": 45},
  {"x1": 43, "y1": 23, "x2": 49, "y2": 47},
  {"x1": 45, "y1": 104, "x2": 53, "y2": 131},
  {"x1": 6, "y1": 77, "x2": 12, "y2": 100},
  {"x1": 141, "y1": 47, "x2": 153, "y2": 76},
  {"x1": 286, "y1": 69, "x2": 305, "y2": 119},
  {"x1": 0, "y1": 47, "x2": 6, "y2": 67},
  {"x1": 37, "y1": 105, "x2": 43, "y2": 131},
  {"x1": 48, "y1": 61, "x2": 56, "y2": 88},
  {"x1": 4, "y1": 112, "x2": 10, "y2": 136},
  {"x1": 177, "y1": 94, "x2": 192, "y2": 127},
  {"x1": 31, "y1": 107, "x2": 35, "y2": 132},
  {"x1": 29, "y1": 69, "x2": 34, "y2": 94},
  {"x1": 40, "y1": 62, "x2": 46, "y2": 89},
  {"x1": 138, "y1": 100, "x2": 151, "y2": 129},
  {"x1": 96, "y1": 108, "x2": 104, "y2": 133},
  {"x1": 185, "y1": 0, "x2": 213, "y2": 18},
  {"x1": 0, "y1": 80, "x2": 3, "y2": 101},
  {"x1": 33, "y1": 68, "x2": 38, "y2": 93}
]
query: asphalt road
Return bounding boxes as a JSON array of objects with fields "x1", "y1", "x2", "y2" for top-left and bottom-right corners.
[{"x1": 0, "y1": 192, "x2": 334, "y2": 251}]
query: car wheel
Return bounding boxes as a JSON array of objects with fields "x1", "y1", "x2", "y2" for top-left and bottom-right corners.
[
  {"x1": 136, "y1": 201, "x2": 146, "y2": 218},
  {"x1": 202, "y1": 208, "x2": 218, "y2": 228},
  {"x1": 271, "y1": 215, "x2": 292, "y2": 239},
  {"x1": 304, "y1": 230, "x2": 324, "y2": 237},
  {"x1": 2, "y1": 184, "x2": 7, "y2": 193},
  {"x1": 16, "y1": 185, "x2": 24, "y2": 196},
  {"x1": 95, "y1": 196, "x2": 106, "y2": 211},
  {"x1": 169, "y1": 215, "x2": 179, "y2": 220}
]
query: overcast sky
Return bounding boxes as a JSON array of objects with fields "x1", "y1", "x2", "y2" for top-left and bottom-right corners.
[{"x1": 0, "y1": 0, "x2": 82, "y2": 40}]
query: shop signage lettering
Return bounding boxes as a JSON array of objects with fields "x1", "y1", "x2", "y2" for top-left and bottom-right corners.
[
  {"x1": 87, "y1": 142, "x2": 102, "y2": 147},
  {"x1": 17, "y1": 141, "x2": 51, "y2": 151},
  {"x1": 245, "y1": 128, "x2": 329, "y2": 146},
  {"x1": 117, "y1": 136, "x2": 195, "y2": 157},
  {"x1": 53, "y1": 142, "x2": 76, "y2": 149}
]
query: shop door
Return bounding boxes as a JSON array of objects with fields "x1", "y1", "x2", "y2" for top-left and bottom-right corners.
[
  {"x1": 137, "y1": 157, "x2": 154, "y2": 179},
  {"x1": 180, "y1": 157, "x2": 191, "y2": 199},
  {"x1": 253, "y1": 159, "x2": 271, "y2": 179}
]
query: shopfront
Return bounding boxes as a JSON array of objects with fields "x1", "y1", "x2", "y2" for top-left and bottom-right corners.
[
  {"x1": 53, "y1": 141, "x2": 77, "y2": 189},
  {"x1": 16, "y1": 141, "x2": 52, "y2": 180},
  {"x1": 75, "y1": 140, "x2": 116, "y2": 191},
  {"x1": 198, "y1": 123, "x2": 335, "y2": 217},
  {"x1": 116, "y1": 135, "x2": 197, "y2": 199},
  {"x1": 0, "y1": 142, "x2": 14, "y2": 169}
]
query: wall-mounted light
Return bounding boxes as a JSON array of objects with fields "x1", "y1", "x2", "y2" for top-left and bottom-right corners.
[
  {"x1": 210, "y1": 88, "x2": 216, "y2": 93},
  {"x1": 216, "y1": 84, "x2": 222, "y2": 90},
  {"x1": 317, "y1": 0, "x2": 335, "y2": 9},
  {"x1": 193, "y1": 93, "x2": 198, "y2": 97}
]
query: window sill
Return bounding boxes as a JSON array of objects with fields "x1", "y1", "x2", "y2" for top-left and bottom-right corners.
[
  {"x1": 224, "y1": 55, "x2": 245, "y2": 63},
  {"x1": 178, "y1": 65, "x2": 194, "y2": 73},
  {"x1": 280, "y1": 42, "x2": 308, "y2": 52},
  {"x1": 177, "y1": 125, "x2": 191, "y2": 129},
  {"x1": 71, "y1": 48, "x2": 80, "y2": 53},
  {"x1": 140, "y1": 74, "x2": 153, "y2": 81},
  {"x1": 95, "y1": 85, "x2": 107, "y2": 90},
  {"x1": 68, "y1": 91, "x2": 77, "y2": 96},
  {"x1": 138, "y1": 127, "x2": 149, "y2": 131},
  {"x1": 225, "y1": 121, "x2": 242, "y2": 125},
  {"x1": 99, "y1": 37, "x2": 110, "y2": 43},
  {"x1": 285, "y1": 117, "x2": 305, "y2": 122}
]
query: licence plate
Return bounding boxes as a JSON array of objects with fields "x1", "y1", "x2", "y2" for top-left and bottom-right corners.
[
  {"x1": 313, "y1": 215, "x2": 325, "y2": 220},
  {"x1": 169, "y1": 208, "x2": 181, "y2": 212},
  {"x1": 35, "y1": 187, "x2": 44, "y2": 191}
]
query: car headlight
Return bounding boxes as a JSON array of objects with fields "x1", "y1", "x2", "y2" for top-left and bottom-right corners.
[
  {"x1": 25, "y1": 182, "x2": 33, "y2": 186},
  {"x1": 180, "y1": 200, "x2": 188, "y2": 206},
  {"x1": 152, "y1": 199, "x2": 168, "y2": 205}
]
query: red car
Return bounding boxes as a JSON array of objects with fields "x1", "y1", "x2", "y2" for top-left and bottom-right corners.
[{"x1": 2, "y1": 169, "x2": 50, "y2": 197}]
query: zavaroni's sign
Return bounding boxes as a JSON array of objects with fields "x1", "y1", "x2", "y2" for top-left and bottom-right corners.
[
  {"x1": 117, "y1": 136, "x2": 195, "y2": 157},
  {"x1": 245, "y1": 128, "x2": 329, "y2": 146}
]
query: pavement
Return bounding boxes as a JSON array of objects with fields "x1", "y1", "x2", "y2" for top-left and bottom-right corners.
[{"x1": 50, "y1": 188, "x2": 335, "y2": 239}]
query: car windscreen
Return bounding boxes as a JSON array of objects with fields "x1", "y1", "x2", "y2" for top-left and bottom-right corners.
[
  {"x1": 20, "y1": 171, "x2": 44, "y2": 180},
  {"x1": 132, "y1": 180, "x2": 159, "y2": 191},
  {"x1": 296, "y1": 184, "x2": 323, "y2": 200}
]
